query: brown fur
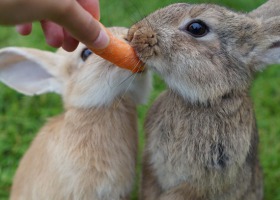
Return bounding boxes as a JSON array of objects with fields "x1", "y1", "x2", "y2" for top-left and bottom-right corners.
[
  {"x1": 127, "y1": 1, "x2": 280, "y2": 199},
  {"x1": 11, "y1": 100, "x2": 138, "y2": 200},
  {"x1": 141, "y1": 91, "x2": 262, "y2": 200},
  {"x1": 0, "y1": 27, "x2": 151, "y2": 200},
  {"x1": 250, "y1": 0, "x2": 280, "y2": 19}
]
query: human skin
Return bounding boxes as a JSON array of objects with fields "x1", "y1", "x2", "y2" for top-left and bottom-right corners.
[{"x1": 0, "y1": 0, "x2": 109, "y2": 51}]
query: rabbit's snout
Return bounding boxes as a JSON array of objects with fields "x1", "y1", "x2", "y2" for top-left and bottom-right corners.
[
  {"x1": 128, "y1": 25, "x2": 157, "y2": 46},
  {"x1": 128, "y1": 25, "x2": 159, "y2": 61}
]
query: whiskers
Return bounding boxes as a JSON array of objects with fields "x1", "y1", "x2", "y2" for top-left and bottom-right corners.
[
  {"x1": 124, "y1": 0, "x2": 150, "y2": 27},
  {"x1": 114, "y1": 73, "x2": 138, "y2": 109},
  {"x1": 116, "y1": 71, "x2": 137, "y2": 88},
  {"x1": 113, "y1": 59, "x2": 147, "y2": 109},
  {"x1": 84, "y1": 57, "x2": 146, "y2": 110}
]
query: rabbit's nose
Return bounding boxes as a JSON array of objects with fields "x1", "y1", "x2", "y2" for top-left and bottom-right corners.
[
  {"x1": 128, "y1": 25, "x2": 158, "y2": 47},
  {"x1": 134, "y1": 29, "x2": 157, "y2": 47},
  {"x1": 128, "y1": 24, "x2": 159, "y2": 60},
  {"x1": 146, "y1": 32, "x2": 158, "y2": 47}
]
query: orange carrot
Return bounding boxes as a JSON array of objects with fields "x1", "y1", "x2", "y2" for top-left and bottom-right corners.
[{"x1": 89, "y1": 27, "x2": 144, "y2": 73}]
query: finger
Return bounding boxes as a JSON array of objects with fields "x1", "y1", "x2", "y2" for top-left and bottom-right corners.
[
  {"x1": 78, "y1": 0, "x2": 100, "y2": 20},
  {"x1": 51, "y1": 1, "x2": 109, "y2": 49},
  {"x1": 16, "y1": 23, "x2": 33, "y2": 35},
  {"x1": 40, "y1": 20, "x2": 64, "y2": 48},
  {"x1": 62, "y1": 30, "x2": 79, "y2": 52}
]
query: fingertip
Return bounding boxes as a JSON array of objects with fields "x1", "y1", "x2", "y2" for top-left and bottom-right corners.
[
  {"x1": 41, "y1": 20, "x2": 64, "y2": 48},
  {"x1": 16, "y1": 24, "x2": 32, "y2": 35},
  {"x1": 50, "y1": 2, "x2": 108, "y2": 49},
  {"x1": 44, "y1": 30, "x2": 64, "y2": 48},
  {"x1": 46, "y1": 36, "x2": 64, "y2": 48},
  {"x1": 62, "y1": 40, "x2": 79, "y2": 52},
  {"x1": 62, "y1": 30, "x2": 79, "y2": 52},
  {"x1": 91, "y1": 27, "x2": 110, "y2": 49}
]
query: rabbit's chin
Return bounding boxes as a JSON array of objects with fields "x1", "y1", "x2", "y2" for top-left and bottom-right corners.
[
  {"x1": 164, "y1": 76, "x2": 231, "y2": 105},
  {"x1": 167, "y1": 81, "x2": 211, "y2": 104},
  {"x1": 64, "y1": 65, "x2": 151, "y2": 108}
]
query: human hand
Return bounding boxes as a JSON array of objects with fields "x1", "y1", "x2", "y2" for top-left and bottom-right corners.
[{"x1": 0, "y1": 0, "x2": 109, "y2": 51}]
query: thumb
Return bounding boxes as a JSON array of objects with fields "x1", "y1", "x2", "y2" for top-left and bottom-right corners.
[{"x1": 50, "y1": 1, "x2": 109, "y2": 49}]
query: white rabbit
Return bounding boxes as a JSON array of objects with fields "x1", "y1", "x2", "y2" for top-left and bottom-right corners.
[
  {"x1": 0, "y1": 27, "x2": 151, "y2": 200},
  {"x1": 128, "y1": 1, "x2": 280, "y2": 199}
]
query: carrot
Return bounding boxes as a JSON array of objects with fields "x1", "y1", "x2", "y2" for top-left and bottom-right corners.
[{"x1": 89, "y1": 26, "x2": 144, "y2": 73}]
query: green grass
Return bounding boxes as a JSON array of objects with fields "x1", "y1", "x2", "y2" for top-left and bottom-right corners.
[{"x1": 1, "y1": 0, "x2": 280, "y2": 199}]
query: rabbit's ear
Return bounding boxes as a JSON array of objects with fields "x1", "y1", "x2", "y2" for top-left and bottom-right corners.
[
  {"x1": 249, "y1": 0, "x2": 280, "y2": 19},
  {"x1": 254, "y1": 17, "x2": 280, "y2": 70},
  {"x1": 0, "y1": 47, "x2": 66, "y2": 95}
]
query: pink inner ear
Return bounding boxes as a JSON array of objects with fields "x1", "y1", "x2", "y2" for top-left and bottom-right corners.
[
  {"x1": 0, "y1": 58, "x2": 60, "y2": 95},
  {"x1": 269, "y1": 41, "x2": 280, "y2": 49}
]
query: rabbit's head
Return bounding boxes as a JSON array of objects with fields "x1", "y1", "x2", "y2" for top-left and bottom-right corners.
[
  {"x1": 128, "y1": 2, "x2": 280, "y2": 104},
  {"x1": 0, "y1": 27, "x2": 151, "y2": 108}
]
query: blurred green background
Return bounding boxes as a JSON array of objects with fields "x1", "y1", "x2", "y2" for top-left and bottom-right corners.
[{"x1": 1, "y1": 0, "x2": 280, "y2": 199}]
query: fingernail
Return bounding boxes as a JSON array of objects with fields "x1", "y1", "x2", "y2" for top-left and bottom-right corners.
[{"x1": 92, "y1": 28, "x2": 110, "y2": 49}]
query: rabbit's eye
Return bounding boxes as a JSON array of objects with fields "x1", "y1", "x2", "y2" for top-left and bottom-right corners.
[
  {"x1": 81, "y1": 48, "x2": 93, "y2": 61},
  {"x1": 186, "y1": 20, "x2": 208, "y2": 37}
]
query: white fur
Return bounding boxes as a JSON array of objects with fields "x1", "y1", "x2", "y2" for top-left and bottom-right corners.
[
  {"x1": 65, "y1": 57, "x2": 152, "y2": 108},
  {"x1": 0, "y1": 46, "x2": 152, "y2": 108},
  {"x1": 0, "y1": 47, "x2": 65, "y2": 95},
  {"x1": 0, "y1": 27, "x2": 152, "y2": 200}
]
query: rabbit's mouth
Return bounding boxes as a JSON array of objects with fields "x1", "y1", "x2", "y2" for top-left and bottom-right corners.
[{"x1": 269, "y1": 41, "x2": 280, "y2": 49}]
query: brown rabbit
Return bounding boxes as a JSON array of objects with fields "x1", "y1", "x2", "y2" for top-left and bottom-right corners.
[
  {"x1": 250, "y1": 0, "x2": 280, "y2": 19},
  {"x1": 128, "y1": 1, "x2": 280, "y2": 199},
  {"x1": 0, "y1": 27, "x2": 151, "y2": 200}
]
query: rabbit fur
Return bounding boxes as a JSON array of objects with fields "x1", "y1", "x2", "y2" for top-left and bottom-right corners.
[
  {"x1": 0, "y1": 27, "x2": 151, "y2": 200},
  {"x1": 128, "y1": 1, "x2": 280, "y2": 199}
]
